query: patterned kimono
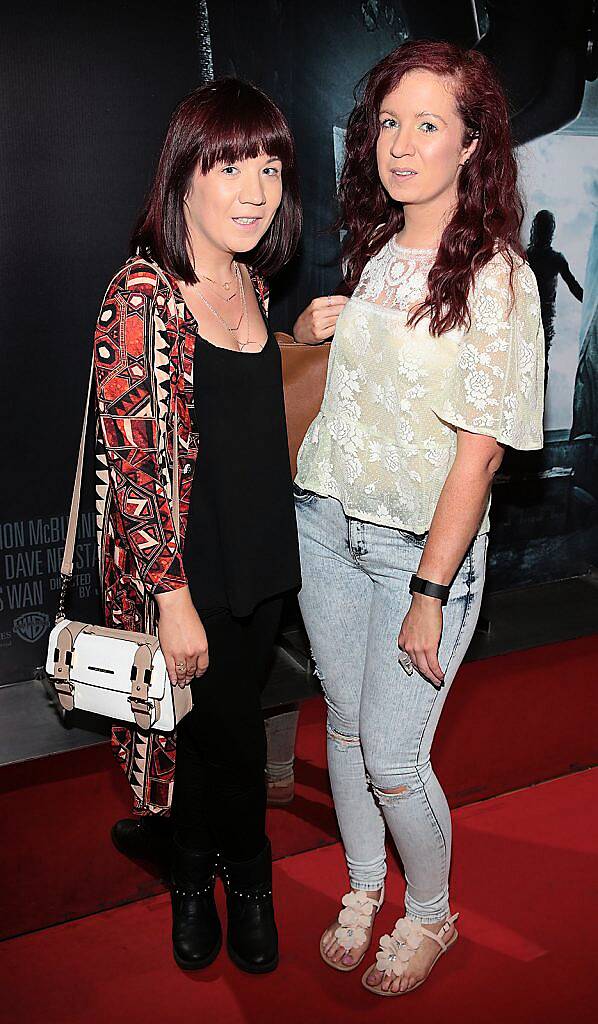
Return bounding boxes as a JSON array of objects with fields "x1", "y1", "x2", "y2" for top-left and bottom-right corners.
[{"x1": 93, "y1": 255, "x2": 268, "y2": 814}]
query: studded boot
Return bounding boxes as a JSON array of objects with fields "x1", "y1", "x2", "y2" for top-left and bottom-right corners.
[
  {"x1": 171, "y1": 838, "x2": 221, "y2": 970},
  {"x1": 221, "y1": 840, "x2": 278, "y2": 974}
]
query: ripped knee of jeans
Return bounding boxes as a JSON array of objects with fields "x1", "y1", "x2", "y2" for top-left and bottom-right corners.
[
  {"x1": 372, "y1": 784, "x2": 411, "y2": 804},
  {"x1": 367, "y1": 759, "x2": 431, "y2": 804},
  {"x1": 326, "y1": 723, "x2": 360, "y2": 752},
  {"x1": 369, "y1": 775, "x2": 415, "y2": 804}
]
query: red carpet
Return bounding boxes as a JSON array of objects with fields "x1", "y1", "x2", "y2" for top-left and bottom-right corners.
[
  {"x1": 1, "y1": 634, "x2": 598, "y2": 940},
  {"x1": 1, "y1": 768, "x2": 597, "y2": 1024}
]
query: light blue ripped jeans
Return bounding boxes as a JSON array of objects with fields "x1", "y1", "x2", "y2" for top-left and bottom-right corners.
[{"x1": 295, "y1": 489, "x2": 487, "y2": 924}]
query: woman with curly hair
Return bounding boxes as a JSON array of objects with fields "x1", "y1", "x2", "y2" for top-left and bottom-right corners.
[{"x1": 293, "y1": 40, "x2": 544, "y2": 995}]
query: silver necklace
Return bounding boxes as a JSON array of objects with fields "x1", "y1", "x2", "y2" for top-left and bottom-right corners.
[
  {"x1": 200, "y1": 269, "x2": 234, "y2": 290},
  {"x1": 198, "y1": 271, "x2": 237, "y2": 302},
  {"x1": 196, "y1": 263, "x2": 251, "y2": 350}
]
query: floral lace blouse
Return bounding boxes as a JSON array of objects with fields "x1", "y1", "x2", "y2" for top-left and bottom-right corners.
[{"x1": 295, "y1": 237, "x2": 544, "y2": 535}]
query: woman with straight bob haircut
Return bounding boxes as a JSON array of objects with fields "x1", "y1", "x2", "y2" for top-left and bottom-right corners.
[
  {"x1": 293, "y1": 40, "x2": 544, "y2": 995},
  {"x1": 94, "y1": 78, "x2": 301, "y2": 974}
]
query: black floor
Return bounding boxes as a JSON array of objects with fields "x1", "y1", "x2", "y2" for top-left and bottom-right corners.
[{"x1": 467, "y1": 571, "x2": 598, "y2": 660}]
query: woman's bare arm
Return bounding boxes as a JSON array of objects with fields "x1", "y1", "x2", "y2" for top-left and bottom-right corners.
[{"x1": 398, "y1": 429, "x2": 504, "y2": 685}]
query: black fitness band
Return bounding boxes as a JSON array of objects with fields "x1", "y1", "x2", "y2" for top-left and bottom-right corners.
[{"x1": 409, "y1": 574, "x2": 450, "y2": 606}]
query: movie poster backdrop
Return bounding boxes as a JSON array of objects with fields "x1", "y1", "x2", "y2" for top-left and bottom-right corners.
[{"x1": 1, "y1": 0, "x2": 596, "y2": 682}]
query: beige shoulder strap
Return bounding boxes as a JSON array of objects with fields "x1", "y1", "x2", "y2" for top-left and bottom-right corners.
[{"x1": 60, "y1": 261, "x2": 181, "y2": 582}]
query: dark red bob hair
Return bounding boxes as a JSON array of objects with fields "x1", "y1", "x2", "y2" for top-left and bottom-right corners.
[
  {"x1": 338, "y1": 40, "x2": 525, "y2": 335},
  {"x1": 132, "y1": 78, "x2": 302, "y2": 283}
]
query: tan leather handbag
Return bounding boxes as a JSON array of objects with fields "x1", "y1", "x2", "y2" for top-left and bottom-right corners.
[{"x1": 276, "y1": 332, "x2": 331, "y2": 476}]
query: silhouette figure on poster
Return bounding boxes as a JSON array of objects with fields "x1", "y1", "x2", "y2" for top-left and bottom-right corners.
[{"x1": 526, "y1": 210, "x2": 584, "y2": 393}]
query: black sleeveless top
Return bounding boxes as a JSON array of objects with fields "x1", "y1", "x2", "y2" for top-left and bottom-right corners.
[{"x1": 182, "y1": 308, "x2": 301, "y2": 617}]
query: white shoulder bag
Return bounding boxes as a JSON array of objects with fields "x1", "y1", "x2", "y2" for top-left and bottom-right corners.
[{"x1": 46, "y1": 303, "x2": 192, "y2": 733}]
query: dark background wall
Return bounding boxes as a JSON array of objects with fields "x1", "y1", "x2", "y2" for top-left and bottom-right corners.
[
  {"x1": 0, "y1": 1, "x2": 201, "y2": 681},
  {"x1": 0, "y1": 0, "x2": 596, "y2": 683}
]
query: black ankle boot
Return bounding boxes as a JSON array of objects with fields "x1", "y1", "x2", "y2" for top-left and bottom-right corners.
[
  {"x1": 171, "y1": 839, "x2": 222, "y2": 970},
  {"x1": 111, "y1": 816, "x2": 173, "y2": 877},
  {"x1": 221, "y1": 841, "x2": 278, "y2": 974}
]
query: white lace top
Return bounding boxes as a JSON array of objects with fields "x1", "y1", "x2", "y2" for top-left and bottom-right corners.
[{"x1": 295, "y1": 237, "x2": 544, "y2": 535}]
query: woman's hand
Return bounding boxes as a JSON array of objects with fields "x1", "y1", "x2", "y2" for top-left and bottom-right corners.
[
  {"x1": 293, "y1": 295, "x2": 349, "y2": 344},
  {"x1": 155, "y1": 585, "x2": 209, "y2": 686},
  {"x1": 398, "y1": 594, "x2": 444, "y2": 688}
]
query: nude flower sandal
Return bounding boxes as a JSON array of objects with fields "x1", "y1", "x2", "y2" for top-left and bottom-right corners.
[
  {"x1": 319, "y1": 886, "x2": 384, "y2": 973},
  {"x1": 361, "y1": 912, "x2": 459, "y2": 995}
]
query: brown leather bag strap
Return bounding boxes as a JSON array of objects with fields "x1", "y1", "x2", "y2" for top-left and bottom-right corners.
[
  {"x1": 60, "y1": 265, "x2": 181, "y2": 586},
  {"x1": 60, "y1": 355, "x2": 96, "y2": 580}
]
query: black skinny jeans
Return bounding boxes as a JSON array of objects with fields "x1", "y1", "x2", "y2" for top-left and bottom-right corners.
[{"x1": 171, "y1": 596, "x2": 283, "y2": 862}]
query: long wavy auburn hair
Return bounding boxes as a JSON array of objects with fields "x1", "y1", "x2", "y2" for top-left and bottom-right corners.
[{"x1": 338, "y1": 40, "x2": 525, "y2": 335}]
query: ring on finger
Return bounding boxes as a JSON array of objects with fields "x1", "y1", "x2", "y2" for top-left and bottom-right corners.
[
  {"x1": 327, "y1": 295, "x2": 332, "y2": 306},
  {"x1": 398, "y1": 650, "x2": 413, "y2": 674}
]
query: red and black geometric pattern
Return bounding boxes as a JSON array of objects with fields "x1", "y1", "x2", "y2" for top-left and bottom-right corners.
[{"x1": 94, "y1": 256, "x2": 268, "y2": 814}]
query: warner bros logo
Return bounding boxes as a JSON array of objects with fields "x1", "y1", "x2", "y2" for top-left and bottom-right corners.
[{"x1": 13, "y1": 612, "x2": 51, "y2": 644}]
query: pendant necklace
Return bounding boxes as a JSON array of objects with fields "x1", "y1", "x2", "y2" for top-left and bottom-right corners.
[
  {"x1": 198, "y1": 267, "x2": 237, "y2": 301},
  {"x1": 195, "y1": 263, "x2": 251, "y2": 350}
]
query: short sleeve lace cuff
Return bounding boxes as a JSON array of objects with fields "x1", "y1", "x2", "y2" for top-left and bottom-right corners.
[{"x1": 431, "y1": 252, "x2": 545, "y2": 450}]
